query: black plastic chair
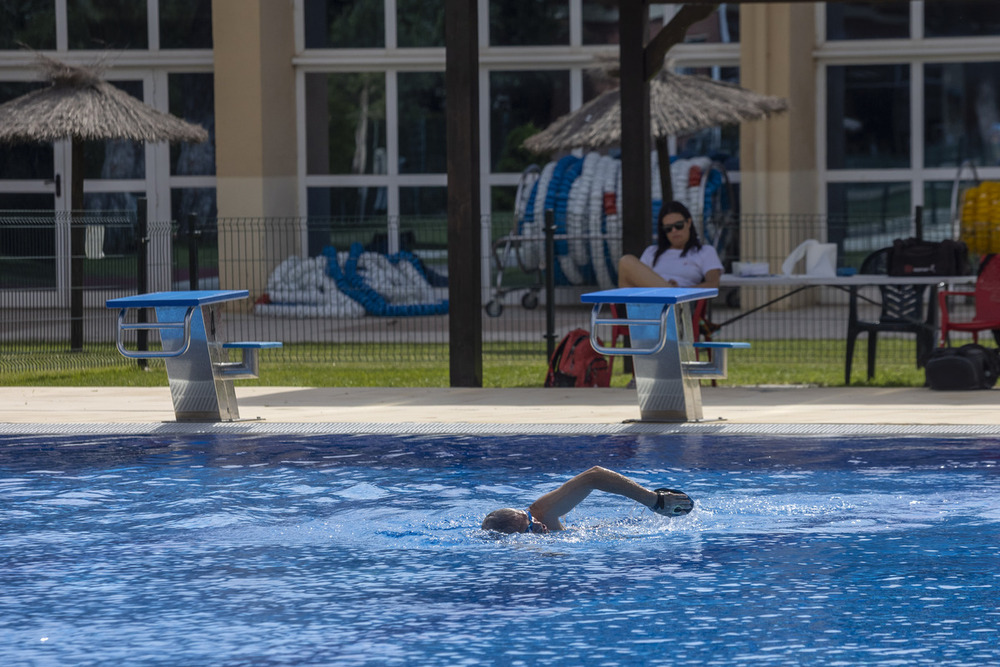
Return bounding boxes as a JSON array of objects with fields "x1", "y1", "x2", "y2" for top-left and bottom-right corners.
[{"x1": 845, "y1": 247, "x2": 936, "y2": 383}]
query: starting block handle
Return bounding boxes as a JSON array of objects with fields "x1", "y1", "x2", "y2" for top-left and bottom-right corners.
[
  {"x1": 115, "y1": 306, "x2": 196, "y2": 359},
  {"x1": 589, "y1": 303, "x2": 673, "y2": 356}
]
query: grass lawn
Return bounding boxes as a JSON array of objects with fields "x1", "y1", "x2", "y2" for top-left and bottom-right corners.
[{"x1": 0, "y1": 340, "x2": 927, "y2": 388}]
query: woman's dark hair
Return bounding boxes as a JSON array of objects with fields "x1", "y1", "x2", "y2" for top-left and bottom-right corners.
[{"x1": 653, "y1": 200, "x2": 702, "y2": 263}]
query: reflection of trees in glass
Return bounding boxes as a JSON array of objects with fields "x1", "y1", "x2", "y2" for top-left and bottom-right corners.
[
  {"x1": 925, "y1": 62, "x2": 1000, "y2": 168},
  {"x1": 67, "y1": 0, "x2": 148, "y2": 50},
  {"x1": 83, "y1": 81, "x2": 145, "y2": 179},
  {"x1": 495, "y1": 123, "x2": 550, "y2": 175},
  {"x1": 327, "y1": 73, "x2": 386, "y2": 175},
  {"x1": 303, "y1": 0, "x2": 384, "y2": 48},
  {"x1": 399, "y1": 72, "x2": 446, "y2": 174},
  {"x1": 397, "y1": 0, "x2": 444, "y2": 47},
  {"x1": 490, "y1": 0, "x2": 568, "y2": 46},
  {"x1": 170, "y1": 73, "x2": 215, "y2": 176},
  {"x1": 160, "y1": 0, "x2": 212, "y2": 49},
  {"x1": 0, "y1": 0, "x2": 55, "y2": 49},
  {"x1": 490, "y1": 71, "x2": 568, "y2": 171}
]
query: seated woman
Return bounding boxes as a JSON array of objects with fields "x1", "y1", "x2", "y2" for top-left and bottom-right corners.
[{"x1": 618, "y1": 200, "x2": 723, "y2": 289}]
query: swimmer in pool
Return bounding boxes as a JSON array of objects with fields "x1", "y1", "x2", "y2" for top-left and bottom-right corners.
[{"x1": 481, "y1": 466, "x2": 693, "y2": 533}]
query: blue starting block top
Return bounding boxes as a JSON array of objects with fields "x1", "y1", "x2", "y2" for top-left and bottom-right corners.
[
  {"x1": 106, "y1": 290, "x2": 250, "y2": 309},
  {"x1": 581, "y1": 287, "x2": 718, "y2": 305}
]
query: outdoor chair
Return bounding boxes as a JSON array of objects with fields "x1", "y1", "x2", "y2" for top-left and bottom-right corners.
[
  {"x1": 845, "y1": 247, "x2": 935, "y2": 383},
  {"x1": 938, "y1": 254, "x2": 1000, "y2": 347}
]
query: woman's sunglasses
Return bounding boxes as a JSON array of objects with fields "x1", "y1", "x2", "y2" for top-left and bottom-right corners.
[{"x1": 663, "y1": 220, "x2": 688, "y2": 232}]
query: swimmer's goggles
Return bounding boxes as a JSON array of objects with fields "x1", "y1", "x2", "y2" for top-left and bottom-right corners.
[{"x1": 523, "y1": 510, "x2": 542, "y2": 533}]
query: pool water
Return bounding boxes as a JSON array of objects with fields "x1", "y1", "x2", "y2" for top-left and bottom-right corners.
[{"x1": 1, "y1": 433, "x2": 998, "y2": 666}]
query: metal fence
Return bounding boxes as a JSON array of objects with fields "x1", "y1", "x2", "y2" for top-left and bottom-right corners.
[{"x1": 0, "y1": 206, "x2": 976, "y2": 379}]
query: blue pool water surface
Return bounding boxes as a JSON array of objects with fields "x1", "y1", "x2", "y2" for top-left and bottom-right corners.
[{"x1": 1, "y1": 433, "x2": 998, "y2": 666}]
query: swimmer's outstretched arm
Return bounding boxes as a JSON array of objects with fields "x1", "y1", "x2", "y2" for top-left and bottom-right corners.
[{"x1": 529, "y1": 466, "x2": 657, "y2": 530}]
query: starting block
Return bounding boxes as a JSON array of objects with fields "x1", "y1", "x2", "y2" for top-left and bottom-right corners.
[
  {"x1": 106, "y1": 290, "x2": 282, "y2": 422},
  {"x1": 582, "y1": 287, "x2": 749, "y2": 422}
]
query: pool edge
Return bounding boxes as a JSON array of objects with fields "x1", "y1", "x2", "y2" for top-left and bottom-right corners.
[{"x1": 4, "y1": 422, "x2": 1000, "y2": 437}]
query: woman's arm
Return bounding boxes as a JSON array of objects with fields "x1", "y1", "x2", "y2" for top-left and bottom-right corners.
[
  {"x1": 694, "y1": 268, "x2": 721, "y2": 289},
  {"x1": 529, "y1": 466, "x2": 658, "y2": 530}
]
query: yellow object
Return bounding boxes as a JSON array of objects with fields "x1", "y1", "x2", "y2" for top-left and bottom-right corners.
[{"x1": 960, "y1": 182, "x2": 1000, "y2": 254}]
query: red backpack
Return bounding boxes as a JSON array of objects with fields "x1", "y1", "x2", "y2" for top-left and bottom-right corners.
[{"x1": 544, "y1": 328, "x2": 611, "y2": 388}]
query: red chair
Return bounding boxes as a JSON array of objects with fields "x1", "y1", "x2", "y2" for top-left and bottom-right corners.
[
  {"x1": 938, "y1": 254, "x2": 1000, "y2": 347},
  {"x1": 608, "y1": 299, "x2": 716, "y2": 379}
]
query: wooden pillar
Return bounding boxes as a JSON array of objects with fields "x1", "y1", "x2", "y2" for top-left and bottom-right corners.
[
  {"x1": 445, "y1": 0, "x2": 482, "y2": 387},
  {"x1": 619, "y1": 0, "x2": 652, "y2": 257}
]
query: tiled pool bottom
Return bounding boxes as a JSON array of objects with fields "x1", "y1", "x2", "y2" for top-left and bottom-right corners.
[{"x1": 1, "y1": 432, "x2": 997, "y2": 665}]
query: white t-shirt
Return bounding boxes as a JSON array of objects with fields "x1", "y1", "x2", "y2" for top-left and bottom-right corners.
[{"x1": 638, "y1": 244, "x2": 724, "y2": 287}]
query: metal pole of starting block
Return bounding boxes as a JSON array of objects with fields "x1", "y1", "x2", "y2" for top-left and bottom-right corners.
[{"x1": 544, "y1": 209, "x2": 556, "y2": 360}]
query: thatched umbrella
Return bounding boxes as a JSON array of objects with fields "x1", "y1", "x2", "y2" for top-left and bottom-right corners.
[
  {"x1": 0, "y1": 55, "x2": 208, "y2": 350},
  {"x1": 523, "y1": 68, "x2": 788, "y2": 202}
]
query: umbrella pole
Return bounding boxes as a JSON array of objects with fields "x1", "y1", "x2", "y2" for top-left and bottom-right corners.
[
  {"x1": 655, "y1": 136, "x2": 674, "y2": 204},
  {"x1": 70, "y1": 137, "x2": 85, "y2": 352}
]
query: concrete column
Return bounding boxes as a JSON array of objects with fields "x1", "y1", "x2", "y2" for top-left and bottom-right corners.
[
  {"x1": 212, "y1": 0, "x2": 298, "y2": 298},
  {"x1": 739, "y1": 3, "x2": 819, "y2": 308}
]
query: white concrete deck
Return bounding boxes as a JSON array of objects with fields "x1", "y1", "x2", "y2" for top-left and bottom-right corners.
[{"x1": 2, "y1": 385, "x2": 998, "y2": 434}]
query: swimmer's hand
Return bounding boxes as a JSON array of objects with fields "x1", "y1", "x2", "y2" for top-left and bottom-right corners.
[{"x1": 650, "y1": 488, "x2": 694, "y2": 517}]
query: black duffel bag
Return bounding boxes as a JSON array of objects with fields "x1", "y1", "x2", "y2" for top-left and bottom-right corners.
[
  {"x1": 925, "y1": 343, "x2": 1000, "y2": 390},
  {"x1": 888, "y1": 238, "x2": 970, "y2": 277}
]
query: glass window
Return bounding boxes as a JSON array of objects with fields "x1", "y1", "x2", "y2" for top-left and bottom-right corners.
[
  {"x1": 0, "y1": 194, "x2": 56, "y2": 289},
  {"x1": 674, "y1": 67, "x2": 741, "y2": 164},
  {"x1": 305, "y1": 73, "x2": 387, "y2": 175},
  {"x1": 82, "y1": 81, "x2": 145, "y2": 180},
  {"x1": 926, "y1": 1, "x2": 1000, "y2": 38},
  {"x1": 67, "y1": 0, "x2": 148, "y2": 50},
  {"x1": 169, "y1": 73, "x2": 215, "y2": 176},
  {"x1": 491, "y1": 185, "x2": 517, "y2": 220},
  {"x1": 490, "y1": 0, "x2": 569, "y2": 46},
  {"x1": 922, "y1": 181, "x2": 958, "y2": 240},
  {"x1": 924, "y1": 61, "x2": 1000, "y2": 168},
  {"x1": 400, "y1": 187, "x2": 447, "y2": 270},
  {"x1": 681, "y1": 5, "x2": 739, "y2": 44},
  {"x1": 400, "y1": 187, "x2": 446, "y2": 217},
  {"x1": 171, "y1": 187, "x2": 217, "y2": 224},
  {"x1": 397, "y1": 0, "x2": 444, "y2": 47},
  {"x1": 398, "y1": 72, "x2": 446, "y2": 174},
  {"x1": 582, "y1": 2, "x2": 670, "y2": 45},
  {"x1": 0, "y1": 0, "x2": 55, "y2": 49},
  {"x1": 827, "y1": 182, "x2": 911, "y2": 254},
  {"x1": 303, "y1": 0, "x2": 384, "y2": 49},
  {"x1": 0, "y1": 82, "x2": 54, "y2": 180},
  {"x1": 490, "y1": 70, "x2": 570, "y2": 172},
  {"x1": 160, "y1": 0, "x2": 212, "y2": 49},
  {"x1": 827, "y1": 65, "x2": 910, "y2": 169},
  {"x1": 82, "y1": 192, "x2": 142, "y2": 260},
  {"x1": 826, "y1": 1, "x2": 909, "y2": 41},
  {"x1": 307, "y1": 187, "x2": 386, "y2": 221}
]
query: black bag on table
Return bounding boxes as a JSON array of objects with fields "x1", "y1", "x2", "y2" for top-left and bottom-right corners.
[
  {"x1": 888, "y1": 238, "x2": 970, "y2": 277},
  {"x1": 925, "y1": 344, "x2": 1000, "y2": 390}
]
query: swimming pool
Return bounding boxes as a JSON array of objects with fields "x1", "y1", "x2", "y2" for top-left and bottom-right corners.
[{"x1": 1, "y1": 432, "x2": 997, "y2": 665}]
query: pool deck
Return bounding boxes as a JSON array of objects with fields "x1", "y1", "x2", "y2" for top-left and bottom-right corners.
[{"x1": 2, "y1": 385, "x2": 999, "y2": 436}]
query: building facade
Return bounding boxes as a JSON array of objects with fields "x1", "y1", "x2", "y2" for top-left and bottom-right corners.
[{"x1": 1, "y1": 1, "x2": 998, "y2": 264}]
